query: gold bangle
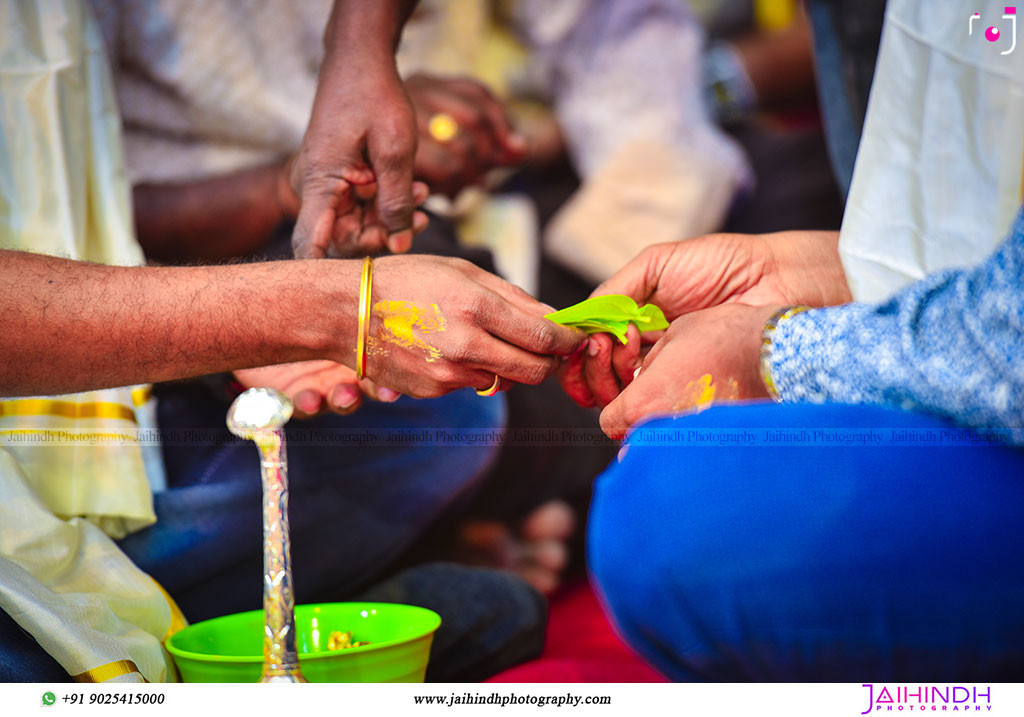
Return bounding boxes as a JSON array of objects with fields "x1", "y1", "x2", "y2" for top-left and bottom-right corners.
[
  {"x1": 759, "y1": 305, "x2": 809, "y2": 402},
  {"x1": 356, "y1": 257, "x2": 373, "y2": 379}
]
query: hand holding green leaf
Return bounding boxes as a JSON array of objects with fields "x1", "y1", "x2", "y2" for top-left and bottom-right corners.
[{"x1": 545, "y1": 295, "x2": 669, "y2": 344}]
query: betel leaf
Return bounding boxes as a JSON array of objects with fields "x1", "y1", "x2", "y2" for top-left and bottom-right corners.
[{"x1": 545, "y1": 294, "x2": 669, "y2": 344}]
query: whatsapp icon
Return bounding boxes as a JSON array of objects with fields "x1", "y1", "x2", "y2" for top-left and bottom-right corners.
[{"x1": 41, "y1": 692, "x2": 56, "y2": 706}]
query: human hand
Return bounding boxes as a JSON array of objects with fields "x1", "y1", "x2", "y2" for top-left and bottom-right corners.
[
  {"x1": 291, "y1": 57, "x2": 430, "y2": 258},
  {"x1": 364, "y1": 255, "x2": 586, "y2": 397},
  {"x1": 406, "y1": 73, "x2": 527, "y2": 197},
  {"x1": 596, "y1": 303, "x2": 780, "y2": 439},
  {"x1": 560, "y1": 231, "x2": 849, "y2": 409},
  {"x1": 233, "y1": 361, "x2": 400, "y2": 418},
  {"x1": 593, "y1": 231, "x2": 850, "y2": 322}
]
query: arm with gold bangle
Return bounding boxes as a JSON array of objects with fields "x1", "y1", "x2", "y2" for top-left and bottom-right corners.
[
  {"x1": 356, "y1": 256, "x2": 374, "y2": 379},
  {"x1": 759, "y1": 305, "x2": 810, "y2": 401}
]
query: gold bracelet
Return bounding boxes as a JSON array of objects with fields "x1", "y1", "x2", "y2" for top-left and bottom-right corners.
[
  {"x1": 759, "y1": 305, "x2": 809, "y2": 402},
  {"x1": 356, "y1": 257, "x2": 373, "y2": 379}
]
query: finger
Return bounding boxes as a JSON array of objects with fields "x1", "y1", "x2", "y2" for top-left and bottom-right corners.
[
  {"x1": 477, "y1": 292, "x2": 586, "y2": 358},
  {"x1": 427, "y1": 89, "x2": 499, "y2": 167},
  {"x1": 355, "y1": 377, "x2": 382, "y2": 401},
  {"x1": 328, "y1": 383, "x2": 363, "y2": 415},
  {"x1": 291, "y1": 389, "x2": 324, "y2": 419},
  {"x1": 463, "y1": 332, "x2": 560, "y2": 386},
  {"x1": 450, "y1": 366, "x2": 505, "y2": 394},
  {"x1": 414, "y1": 141, "x2": 471, "y2": 197},
  {"x1": 471, "y1": 375, "x2": 511, "y2": 395},
  {"x1": 333, "y1": 204, "x2": 364, "y2": 255},
  {"x1": 584, "y1": 332, "x2": 621, "y2": 407},
  {"x1": 387, "y1": 229, "x2": 414, "y2": 254},
  {"x1": 412, "y1": 210, "x2": 429, "y2": 236},
  {"x1": 557, "y1": 341, "x2": 596, "y2": 408},
  {"x1": 353, "y1": 376, "x2": 399, "y2": 403},
  {"x1": 412, "y1": 181, "x2": 430, "y2": 205},
  {"x1": 590, "y1": 244, "x2": 662, "y2": 303},
  {"x1": 612, "y1": 324, "x2": 642, "y2": 388},
  {"x1": 353, "y1": 181, "x2": 378, "y2": 202},
  {"x1": 447, "y1": 79, "x2": 513, "y2": 146},
  {"x1": 599, "y1": 365, "x2": 665, "y2": 440},
  {"x1": 292, "y1": 182, "x2": 343, "y2": 259},
  {"x1": 367, "y1": 128, "x2": 417, "y2": 237},
  {"x1": 357, "y1": 224, "x2": 389, "y2": 254}
]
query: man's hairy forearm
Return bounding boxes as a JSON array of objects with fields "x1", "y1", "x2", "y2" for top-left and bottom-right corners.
[
  {"x1": 134, "y1": 162, "x2": 297, "y2": 264},
  {"x1": 0, "y1": 250, "x2": 358, "y2": 396}
]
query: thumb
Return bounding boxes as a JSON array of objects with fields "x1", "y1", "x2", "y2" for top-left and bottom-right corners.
[
  {"x1": 599, "y1": 363, "x2": 660, "y2": 440},
  {"x1": 590, "y1": 245, "x2": 663, "y2": 303},
  {"x1": 292, "y1": 177, "x2": 353, "y2": 259}
]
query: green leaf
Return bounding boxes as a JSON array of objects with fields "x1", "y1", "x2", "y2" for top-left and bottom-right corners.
[{"x1": 545, "y1": 295, "x2": 669, "y2": 344}]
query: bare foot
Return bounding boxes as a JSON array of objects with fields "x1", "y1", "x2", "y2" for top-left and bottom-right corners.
[{"x1": 456, "y1": 500, "x2": 576, "y2": 595}]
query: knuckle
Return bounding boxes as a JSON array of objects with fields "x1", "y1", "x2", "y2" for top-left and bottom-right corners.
[
  {"x1": 529, "y1": 322, "x2": 559, "y2": 353},
  {"x1": 433, "y1": 364, "x2": 463, "y2": 387},
  {"x1": 461, "y1": 293, "x2": 488, "y2": 320},
  {"x1": 444, "y1": 334, "x2": 474, "y2": 363}
]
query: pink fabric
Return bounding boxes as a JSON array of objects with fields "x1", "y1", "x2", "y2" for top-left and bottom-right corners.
[{"x1": 486, "y1": 581, "x2": 666, "y2": 683}]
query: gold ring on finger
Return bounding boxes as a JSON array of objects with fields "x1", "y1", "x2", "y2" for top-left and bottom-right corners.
[
  {"x1": 428, "y1": 112, "x2": 460, "y2": 143},
  {"x1": 475, "y1": 374, "x2": 501, "y2": 397}
]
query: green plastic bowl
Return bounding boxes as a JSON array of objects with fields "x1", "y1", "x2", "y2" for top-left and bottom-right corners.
[{"x1": 166, "y1": 602, "x2": 440, "y2": 683}]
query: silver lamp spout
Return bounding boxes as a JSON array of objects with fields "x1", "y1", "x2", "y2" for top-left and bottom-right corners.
[{"x1": 227, "y1": 388, "x2": 307, "y2": 683}]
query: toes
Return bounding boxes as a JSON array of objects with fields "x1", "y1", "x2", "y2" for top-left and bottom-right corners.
[
  {"x1": 526, "y1": 538, "x2": 568, "y2": 573},
  {"x1": 518, "y1": 565, "x2": 561, "y2": 596},
  {"x1": 521, "y1": 500, "x2": 576, "y2": 542}
]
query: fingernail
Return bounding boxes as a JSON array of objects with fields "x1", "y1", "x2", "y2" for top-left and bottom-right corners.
[
  {"x1": 633, "y1": 366, "x2": 643, "y2": 379},
  {"x1": 333, "y1": 386, "x2": 359, "y2": 409},
  {"x1": 588, "y1": 340, "x2": 600, "y2": 357},
  {"x1": 541, "y1": 303, "x2": 557, "y2": 313},
  {"x1": 378, "y1": 388, "x2": 401, "y2": 402},
  {"x1": 295, "y1": 390, "x2": 320, "y2": 415},
  {"x1": 387, "y1": 231, "x2": 412, "y2": 253}
]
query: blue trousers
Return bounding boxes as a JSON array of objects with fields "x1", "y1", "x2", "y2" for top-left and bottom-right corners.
[{"x1": 589, "y1": 403, "x2": 1024, "y2": 681}]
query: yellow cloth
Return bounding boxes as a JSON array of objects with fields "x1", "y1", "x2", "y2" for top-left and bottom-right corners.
[
  {"x1": 0, "y1": 0, "x2": 180, "y2": 682},
  {"x1": 0, "y1": 0, "x2": 162, "y2": 536}
]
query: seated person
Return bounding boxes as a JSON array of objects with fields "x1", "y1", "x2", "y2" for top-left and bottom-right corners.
[
  {"x1": 560, "y1": 0, "x2": 1024, "y2": 681},
  {"x1": 0, "y1": 0, "x2": 583, "y2": 683},
  {"x1": 98, "y1": 1, "x2": 581, "y2": 594}
]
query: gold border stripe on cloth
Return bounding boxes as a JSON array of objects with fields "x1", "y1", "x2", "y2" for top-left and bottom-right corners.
[
  {"x1": 0, "y1": 400, "x2": 137, "y2": 423},
  {"x1": 71, "y1": 659, "x2": 147, "y2": 683},
  {"x1": 0, "y1": 388, "x2": 152, "y2": 425}
]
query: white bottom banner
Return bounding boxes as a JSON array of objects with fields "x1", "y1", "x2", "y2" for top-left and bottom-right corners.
[{"x1": 2, "y1": 682, "x2": 1021, "y2": 717}]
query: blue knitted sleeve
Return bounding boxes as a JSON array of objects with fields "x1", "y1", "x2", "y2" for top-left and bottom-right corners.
[{"x1": 768, "y1": 209, "x2": 1024, "y2": 444}]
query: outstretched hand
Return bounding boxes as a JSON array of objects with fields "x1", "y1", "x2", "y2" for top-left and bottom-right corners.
[
  {"x1": 364, "y1": 255, "x2": 586, "y2": 398},
  {"x1": 560, "y1": 231, "x2": 850, "y2": 418},
  {"x1": 596, "y1": 304, "x2": 778, "y2": 439},
  {"x1": 234, "y1": 361, "x2": 400, "y2": 419}
]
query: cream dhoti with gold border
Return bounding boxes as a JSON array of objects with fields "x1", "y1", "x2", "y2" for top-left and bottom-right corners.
[{"x1": 0, "y1": 0, "x2": 184, "y2": 682}]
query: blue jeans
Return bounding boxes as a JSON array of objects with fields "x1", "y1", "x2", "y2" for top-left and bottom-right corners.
[
  {"x1": 589, "y1": 403, "x2": 1024, "y2": 681},
  {"x1": 120, "y1": 383, "x2": 506, "y2": 621},
  {"x1": 1, "y1": 383, "x2": 550, "y2": 681}
]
